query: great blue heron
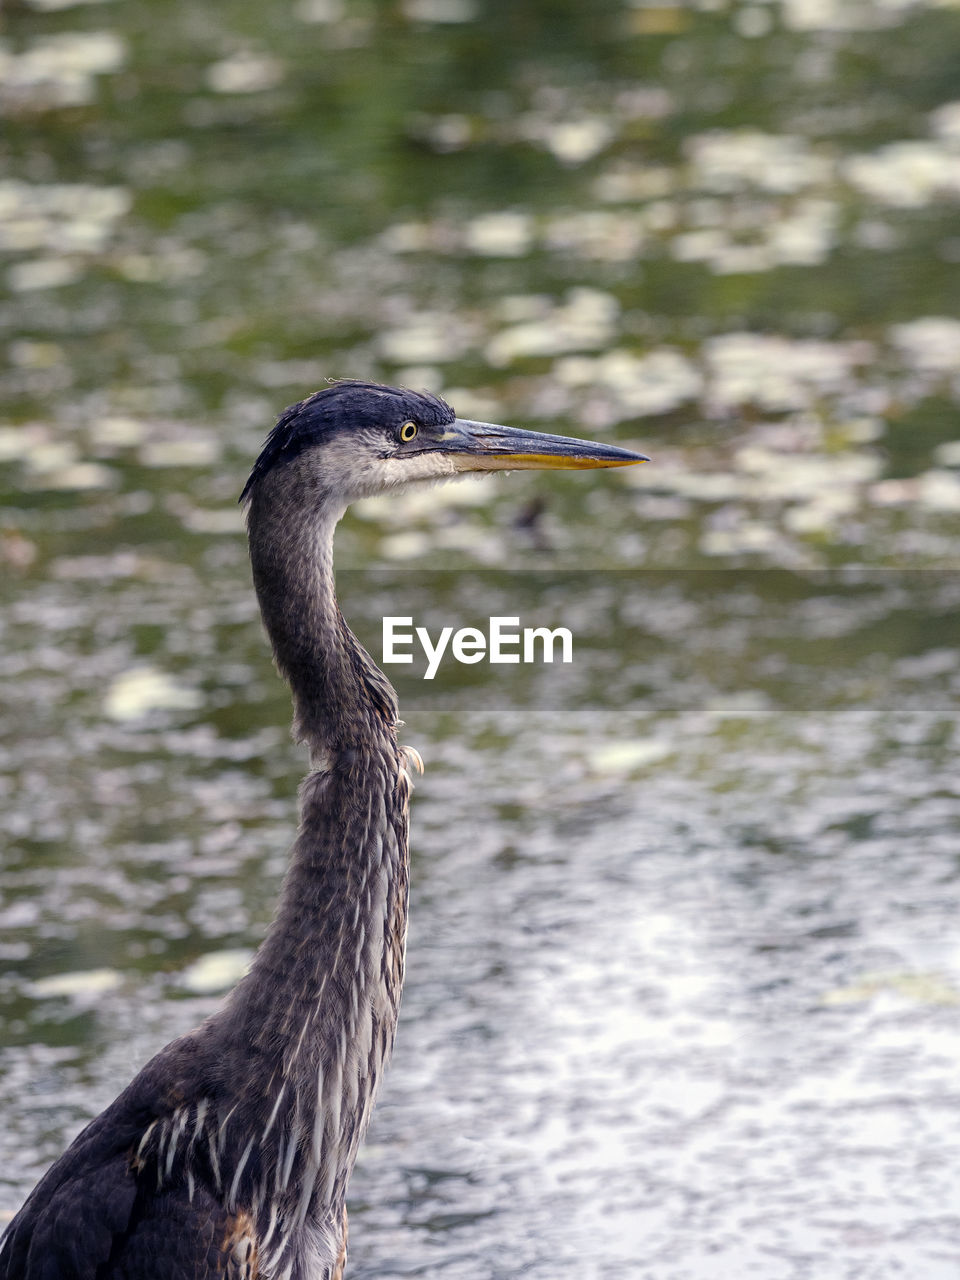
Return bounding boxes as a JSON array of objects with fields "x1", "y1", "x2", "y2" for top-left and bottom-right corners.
[{"x1": 0, "y1": 381, "x2": 646, "y2": 1279}]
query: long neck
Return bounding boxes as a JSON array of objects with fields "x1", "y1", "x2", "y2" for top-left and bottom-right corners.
[
  {"x1": 244, "y1": 467, "x2": 398, "y2": 755},
  {"x1": 185, "y1": 469, "x2": 411, "y2": 1261}
]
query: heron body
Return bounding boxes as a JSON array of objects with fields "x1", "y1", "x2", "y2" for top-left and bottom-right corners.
[{"x1": 0, "y1": 382, "x2": 645, "y2": 1279}]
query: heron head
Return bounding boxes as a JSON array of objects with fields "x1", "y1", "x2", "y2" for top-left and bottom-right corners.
[{"x1": 240, "y1": 379, "x2": 647, "y2": 507}]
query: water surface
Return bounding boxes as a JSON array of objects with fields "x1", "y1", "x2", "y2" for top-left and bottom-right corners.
[{"x1": 2, "y1": 0, "x2": 960, "y2": 1275}]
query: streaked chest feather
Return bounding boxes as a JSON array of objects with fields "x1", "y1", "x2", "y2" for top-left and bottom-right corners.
[{"x1": 133, "y1": 759, "x2": 411, "y2": 1277}]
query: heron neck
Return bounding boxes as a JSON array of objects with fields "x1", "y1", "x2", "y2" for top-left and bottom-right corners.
[
  {"x1": 245, "y1": 476, "x2": 398, "y2": 755},
  {"x1": 191, "y1": 475, "x2": 411, "y2": 1246},
  {"x1": 220, "y1": 742, "x2": 409, "y2": 1225}
]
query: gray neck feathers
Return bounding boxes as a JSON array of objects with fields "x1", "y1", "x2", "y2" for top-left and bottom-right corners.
[
  {"x1": 179, "y1": 460, "x2": 411, "y2": 1262},
  {"x1": 244, "y1": 460, "x2": 399, "y2": 755}
]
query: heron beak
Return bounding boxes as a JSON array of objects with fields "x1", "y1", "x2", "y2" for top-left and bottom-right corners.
[{"x1": 438, "y1": 419, "x2": 649, "y2": 472}]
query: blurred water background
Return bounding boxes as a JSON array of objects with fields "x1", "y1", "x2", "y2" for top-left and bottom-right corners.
[{"x1": 2, "y1": 0, "x2": 960, "y2": 1275}]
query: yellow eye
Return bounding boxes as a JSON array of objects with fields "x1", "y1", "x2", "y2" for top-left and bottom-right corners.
[{"x1": 398, "y1": 421, "x2": 418, "y2": 443}]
